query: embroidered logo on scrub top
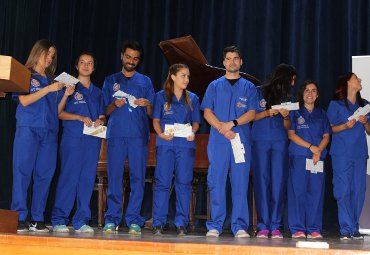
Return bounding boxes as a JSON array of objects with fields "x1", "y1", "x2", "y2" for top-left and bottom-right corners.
[
  {"x1": 31, "y1": 79, "x2": 40, "y2": 87},
  {"x1": 259, "y1": 99, "x2": 266, "y2": 108},
  {"x1": 237, "y1": 101, "x2": 247, "y2": 108},
  {"x1": 297, "y1": 116, "x2": 309, "y2": 129},
  {"x1": 163, "y1": 102, "x2": 173, "y2": 115},
  {"x1": 30, "y1": 79, "x2": 41, "y2": 92},
  {"x1": 73, "y1": 92, "x2": 86, "y2": 104},
  {"x1": 113, "y1": 83, "x2": 120, "y2": 92}
]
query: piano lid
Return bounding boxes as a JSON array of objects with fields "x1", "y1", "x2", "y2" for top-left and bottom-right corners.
[{"x1": 159, "y1": 35, "x2": 261, "y2": 101}]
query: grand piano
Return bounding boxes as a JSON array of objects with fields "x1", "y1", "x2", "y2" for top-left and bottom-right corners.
[{"x1": 96, "y1": 36, "x2": 261, "y2": 229}]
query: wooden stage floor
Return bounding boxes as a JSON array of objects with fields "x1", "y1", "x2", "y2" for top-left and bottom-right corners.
[{"x1": 1, "y1": 227, "x2": 370, "y2": 255}]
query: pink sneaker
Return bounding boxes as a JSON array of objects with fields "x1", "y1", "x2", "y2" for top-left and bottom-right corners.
[
  {"x1": 271, "y1": 229, "x2": 283, "y2": 239},
  {"x1": 256, "y1": 229, "x2": 269, "y2": 238},
  {"x1": 307, "y1": 232, "x2": 323, "y2": 239},
  {"x1": 292, "y1": 231, "x2": 306, "y2": 238}
]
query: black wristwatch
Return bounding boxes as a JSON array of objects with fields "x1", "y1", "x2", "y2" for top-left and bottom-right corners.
[{"x1": 233, "y1": 119, "x2": 239, "y2": 127}]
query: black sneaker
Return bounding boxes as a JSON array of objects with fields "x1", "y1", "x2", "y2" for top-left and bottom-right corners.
[
  {"x1": 177, "y1": 226, "x2": 187, "y2": 236},
  {"x1": 29, "y1": 221, "x2": 49, "y2": 232},
  {"x1": 17, "y1": 221, "x2": 29, "y2": 232},
  {"x1": 153, "y1": 226, "x2": 163, "y2": 236},
  {"x1": 352, "y1": 232, "x2": 364, "y2": 240},
  {"x1": 340, "y1": 234, "x2": 352, "y2": 240}
]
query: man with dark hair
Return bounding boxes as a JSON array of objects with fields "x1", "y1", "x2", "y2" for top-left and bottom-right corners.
[
  {"x1": 201, "y1": 46, "x2": 258, "y2": 238},
  {"x1": 102, "y1": 40, "x2": 155, "y2": 234}
]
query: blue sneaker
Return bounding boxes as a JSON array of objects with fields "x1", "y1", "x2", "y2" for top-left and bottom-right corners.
[
  {"x1": 103, "y1": 223, "x2": 116, "y2": 232},
  {"x1": 128, "y1": 224, "x2": 141, "y2": 235}
]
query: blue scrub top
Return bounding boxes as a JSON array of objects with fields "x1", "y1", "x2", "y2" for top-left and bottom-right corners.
[
  {"x1": 12, "y1": 71, "x2": 59, "y2": 131},
  {"x1": 153, "y1": 90, "x2": 201, "y2": 148},
  {"x1": 102, "y1": 71, "x2": 155, "y2": 140},
  {"x1": 61, "y1": 82, "x2": 104, "y2": 137},
  {"x1": 201, "y1": 76, "x2": 258, "y2": 144},
  {"x1": 327, "y1": 99, "x2": 369, "y2": 158},
  {"x1": 251, "y1": 87, "x2": 288, "y2": 141},
  {"x1": 288, "y1": 107, "x2": 331, "y2": 159}
]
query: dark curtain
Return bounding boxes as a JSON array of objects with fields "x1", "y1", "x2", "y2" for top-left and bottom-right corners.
[{"x1": 1, "y1": 0, "x2": 369, "y2": 230}]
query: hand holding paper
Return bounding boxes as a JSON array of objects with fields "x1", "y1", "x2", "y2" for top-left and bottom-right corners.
[
  {"x1": 54, "y1": 72, "x2": 80, "y2": 86},
  {"x1": 83, "y1": 123, "x2": 107, "y2": 139}
]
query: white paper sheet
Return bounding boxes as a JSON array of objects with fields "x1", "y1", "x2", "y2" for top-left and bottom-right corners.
[
  {"x1": 112, "y1": 90, "x2": 138, "y2": 108},
  {"x1": 230, "y1": 133, "x2": 245, "y2": 163},
  {"x1": 305, "y1": 158, "x2": 324, "y2": 174},
  {"x1": 271, "y1": 102, "x2": 299, "y2": 111},
  {"x1": 164, "y1": 123, "x2": 193, "y2": 138},
  {"x1": 83, "y1": 124, "x2": 107, "y2": 139},
  {"x1": 54, "y1": 72, "x2": 80, "y2": 85},
  {"x1": 348, "y1": 104, "x2": 370, "y2": 121}
]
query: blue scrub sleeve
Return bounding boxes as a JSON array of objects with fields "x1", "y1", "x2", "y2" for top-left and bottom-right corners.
[
  {"x1": 200, "y1": 83, "x2": 215, "y2": 111},
  {"x1": 247, "y1": 86, "x2": 258, "y2": 110},
  {"x1": 191, "y1": 95, "x2": 201, "y2": 123},
  {"x1": 326, "y1": 101, "x2": 340, "y2": 125},
  {"x1": 145, "y1": 78, "x2": 155, "y2": 105},
  {"x1": 152, "y1": 92, "x2": 163, "y2": 119},
  {"x1": 102, "y1": 78, "x2": 113, "y2": 109}
]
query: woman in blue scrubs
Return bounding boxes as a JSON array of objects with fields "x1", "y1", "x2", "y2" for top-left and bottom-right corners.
[
  {"x1": 251, "y1": 64, "x2": 296, "y2": 239},
  {"x1": 327, "y1": 72, "x2": 370, "y2": 240},
  {"x1": 287, "y1": 81, "x2": 330, "y2": 239},
  {"x1": 11, "y1": 39, "x2": 73, "y2": 232},
  {"x1": 152, "y1": 63, "x2": 200, "y2": 236},
  {"x1": 51, "y1": 52, "x2": 105, "y2": 233}
]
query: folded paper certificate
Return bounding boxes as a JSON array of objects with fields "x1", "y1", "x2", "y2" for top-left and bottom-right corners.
[
  {"x1": 83, "y1": 124, "x2": 107, "y2": 139},
  {"x1": 348, "y1": 104, "x2": 370, "y2": 121},
  {"x1": 271, "y1": 102, "x2": 299, "y2": 111},
  {"x1": 164, "y1": 123, "x2": 193, "y2": 138},
  {"x1": 230, "y1": 133, "x2": 245, "y2": 163},
  {"x1": 306, "y1": 158, "x2": 323, "y2": 174},
  {"x1": 54, "y1": 72, "x2": 79, "y2": 85},
  {"x1": 112, "y1": 90, "x2": 138, "y2": 108}
]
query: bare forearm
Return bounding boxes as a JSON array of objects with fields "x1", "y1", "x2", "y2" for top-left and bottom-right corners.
[
  {"x1": 317, "y1": 134, "x2": 330, "y2": 151},
  {"x1": 106, "y1": 102, "x2": 116, "y2": 116},
  {"x1": 203, "y1": 109, "x2": 221, "y2": 129},
  {"x1": 153, "y1": 119, "x2": 162, "y2": 134},
  {"x1": 59, "y1": 111, "x2": 82, "y2": 121},
  {"x1": 236, "y1": 110, "x2": 256, "y2": 125},
  {"x1": 192, "y1": 122, "x2": 200, "y2": 133},
  {"x1": 19, "y1": 87, "x2": 50, "y2": 107}
]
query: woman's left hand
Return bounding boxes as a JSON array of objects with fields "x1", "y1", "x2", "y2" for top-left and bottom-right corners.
[
  {"x1": 64, "y1": 84, "x2": 75, "y2": 96},
  {"x1": 186, "y1": 132, "x2": 195, "y2": 141},
  {"x1": 358, "y1": 115, "x2": 368, "y2": 124},
  {"x1": 278, "y1": 108, "x2": 289, "y2": 119}
]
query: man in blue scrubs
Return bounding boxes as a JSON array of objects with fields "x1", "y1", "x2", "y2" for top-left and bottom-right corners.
[
  {"x1": 102, "y1": 40, "x2": 155, "y2": 234},
  {"x1": 201, "y1": 46, "x2": 258, "y2": 238}
]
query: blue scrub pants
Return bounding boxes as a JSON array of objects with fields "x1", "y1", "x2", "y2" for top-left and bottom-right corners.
[
  {"x1": 332, "y1": 155, "x2": 367, "y2": 235},
  {"x1": 206, "y1": 142, "x2": 251, "y2": 235},
  {"x1": 252, "y1": 140, "x2": 288, "y2": 231},
  {"x1": 11, "y1": 127, "x2": 58, "y2": 221},
  {"x1": 287, "y1": 156, "x2": 325, "y2": 234},
  {"x1": 153, "y1": 145, "x2": 194, "y2": 228},
  {"x1": 104, "y1": 137, "x2": 147, "y2": 227},
  {"x1": 51, "y1": 135, "x2": 101, "y2": 229}
]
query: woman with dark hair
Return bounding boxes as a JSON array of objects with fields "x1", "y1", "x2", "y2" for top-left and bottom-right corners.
[
  {"x1": 327, "y1": 73, "x2": 370, "y2": 240},
  {"x1": 11, "y1": 39, "x2": 73, "y2": 232},
  {"x1": 51, "y1": 52, "x2": 105, "y2": 233},
  {"x1": 251, "y1": 64, "x2": 296, "y2": 238},
  {"x1": 152, "y1": 63, "x2": 200, "y2": 236},
  {"x1": 287, "y1": 81, "x2": 330, "y2": 239}
]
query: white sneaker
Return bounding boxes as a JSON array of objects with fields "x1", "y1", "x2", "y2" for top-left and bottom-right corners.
[
  {"x1": 235, "y1": 230, "x2": 250, "y2": 238},
  {"x1": 206, "y1": 229, "x2": 220, "y2": 237},
  {"x1": 53, "y1": 224, "x2": 70, "y2": 233},
  {"x1": 75, "y1": 224, "x2": 94, "y2": 233}
]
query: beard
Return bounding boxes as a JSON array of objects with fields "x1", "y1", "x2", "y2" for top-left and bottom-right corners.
[{"x1": 123, "y1": 63, "x2": 136, "y2": 72}]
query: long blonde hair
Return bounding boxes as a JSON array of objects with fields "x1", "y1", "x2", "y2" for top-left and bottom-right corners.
[
  {"x1": 163, "y1": 63, "x2": 193, "y2": 111},
  {"x1": 25, "y1": 39, "x2": 57, "y2": 77}
]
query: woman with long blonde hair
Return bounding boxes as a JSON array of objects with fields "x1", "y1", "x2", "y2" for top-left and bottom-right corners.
[{"x1": 11, "y1": 39, "x2": 73, "y2": 232}]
